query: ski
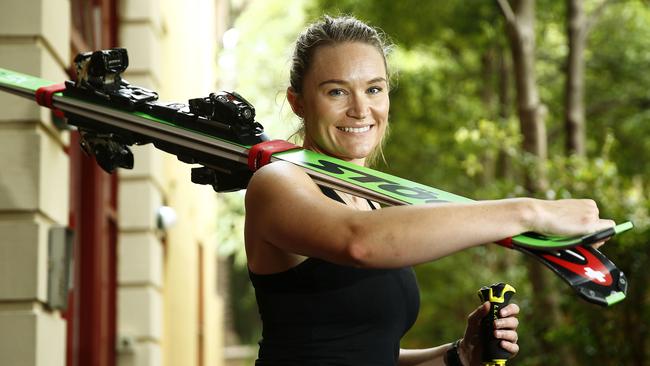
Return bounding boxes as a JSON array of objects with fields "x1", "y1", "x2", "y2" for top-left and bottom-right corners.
[{"x1": 0, "y1": 48, "x2": 633, "y2": 306}]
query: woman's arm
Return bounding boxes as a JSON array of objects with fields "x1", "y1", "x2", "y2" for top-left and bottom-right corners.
[
  {"x1": 245, "y1": 161, "x2": 614, "y2": 269},
  {"x1": 398, "y1": 346, "x2": 448, "y2": 366}
]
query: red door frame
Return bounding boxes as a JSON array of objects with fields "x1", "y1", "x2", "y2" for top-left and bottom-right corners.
[
  {"x1": 67, "y1": 136, "x2": 118, "y2": 366},
  {"x1": 65, "y1": 1, "x2": 119, "y2": 365}
]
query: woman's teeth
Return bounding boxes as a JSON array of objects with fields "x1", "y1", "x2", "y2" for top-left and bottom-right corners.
[{"x1": 337, "y1": 126, "x2": 371, "y2": 133}]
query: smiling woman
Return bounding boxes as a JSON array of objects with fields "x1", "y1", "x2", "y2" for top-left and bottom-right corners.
[
  {"x1": 286, "y1": 16, "x2": 393, "y2": 167},
  {"x1": 243, "y1": 15, "x2": 614, "y2": 366},
  {"x1": 287, "y1": 41, "x2": 390, "y2": 166}
]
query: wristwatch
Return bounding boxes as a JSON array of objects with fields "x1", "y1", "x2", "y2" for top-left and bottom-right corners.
[{"x1": 445, "y1": 339, "x2": 463, "y2": 366}]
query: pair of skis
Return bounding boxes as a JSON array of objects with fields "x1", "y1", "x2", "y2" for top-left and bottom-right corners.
[{"x1": 0, "y1": 48, "x2": 633, "y2": 306}]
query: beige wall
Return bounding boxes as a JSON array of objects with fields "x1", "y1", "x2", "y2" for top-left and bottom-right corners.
[
  {"x1": 118, "y1": 0, "x2": 228, "y2": 366},
  {"x1": 0, "y1": 0, "x2": 71, "y2": 365},
  {"x1": 116, "y1": 1, "x2": 165, "y2": 364},
  {"x1": 116, "y1": 171, "x2": 164, "y2": 365},
  {"x1": 160, "y1": 0, "x2": 227, "y2": 363},
  {"x1": 0, "y1": 0, "x2": 229, "y2": 364}
]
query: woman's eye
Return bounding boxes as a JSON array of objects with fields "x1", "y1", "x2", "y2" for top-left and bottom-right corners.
[
  {"x1": 328, "y1": 89, "x2": 346, "y2": 96},
  {"x1": 367, "y1": 86, "x2": 383, "y2": 94}
]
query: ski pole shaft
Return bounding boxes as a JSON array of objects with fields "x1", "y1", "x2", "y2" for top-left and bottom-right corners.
[{"x1": 478, "y1": 283, "x2": 516, "y2": 366}]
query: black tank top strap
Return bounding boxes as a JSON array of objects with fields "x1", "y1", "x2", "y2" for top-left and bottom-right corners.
[
  {"x1": 318, "y1": 185, "x2": 345, "y2": 204},
  {"x1": 319, "y1": 185, "x2": 378, "y2": 210}
]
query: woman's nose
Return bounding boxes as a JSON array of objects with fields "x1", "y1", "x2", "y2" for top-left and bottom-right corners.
[{"x1": 346, "y1": 94, "x2": 369, "y2": 119}]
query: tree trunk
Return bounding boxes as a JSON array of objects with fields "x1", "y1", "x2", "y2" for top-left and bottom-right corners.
[
  {"x1": 498, "y1": 44, "x2": 512, "y2": 121},
  {"x1": 564, "y1": 0, "x2": 612, "y2": 156},
  {"x1": 481, "y1": 47, "x2": 498, "y2": 115},
  {"x1": 495, "y1": 44, "x2": 512, "y2": 180},
  {"x1": 497, "y1": 1, "x2": 577, "y2": 365},
  {"x1": 499, "y1": 0, "x2": 548, "y2": 194},
  {"x1": 565, "y1": 0, "x2": 587, "y2": 156},
  {"x1": 481, "y1": 47, "x2": 498, "y2": 183}
]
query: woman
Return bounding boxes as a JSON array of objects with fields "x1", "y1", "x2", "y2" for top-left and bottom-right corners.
[{"x1": 244, "y1": 15, "x2": 614, "y2": 366}]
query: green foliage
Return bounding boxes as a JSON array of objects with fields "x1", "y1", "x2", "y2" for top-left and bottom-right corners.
[
  {"x1": 308, "y1": 0, "x2": 503, "y2": 49},
  {"x1": 586, "y1": 2, "x2": 650, "y2": 176},
  {"x1": 216, "y1": 192, "x2": 247, "y2": 265},
  {"x1": 221, "y1": 0, "x2": 650, "y2": 363},
  {"x1": 379, "y1": 45, "x2": 501, "y2": 195},
  {"x1": 231, "y1": 0, "x2": 307, "y2": 138}
]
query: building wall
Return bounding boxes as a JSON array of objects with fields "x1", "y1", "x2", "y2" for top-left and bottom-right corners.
[
  {"x1": 117, "y1": 0, "x2": 227, "y2": 366},
  {"x1": 0, "y1": 0, "x2": 71, "y2": 365},
  {"x1": 159, "y1": 0, "x2": 227, "y2": 364},
  {"x1": 0, "y1": 0, "x2": 228, "y2": 365},
  {"x1": 116, "y1": 2, "x2": 165, "y2": 365}
]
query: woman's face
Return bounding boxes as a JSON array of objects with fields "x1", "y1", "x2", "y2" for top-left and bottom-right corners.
[{"x1": 291, "y1": 42, "x2": 389, "y2": 165}]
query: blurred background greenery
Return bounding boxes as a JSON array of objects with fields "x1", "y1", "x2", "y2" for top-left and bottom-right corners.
[{"x1": 218, "y1": 0, "x2": 650, "y2": 364}]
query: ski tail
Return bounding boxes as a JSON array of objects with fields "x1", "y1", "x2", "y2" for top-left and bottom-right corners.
[{"x1": 516, "y1": 245, "x2": 627, "y2": 306}]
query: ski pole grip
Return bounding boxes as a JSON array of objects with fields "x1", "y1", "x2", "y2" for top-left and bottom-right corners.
[{"x1": 478, "y1": 283, "x2": 516, "y2": 366}]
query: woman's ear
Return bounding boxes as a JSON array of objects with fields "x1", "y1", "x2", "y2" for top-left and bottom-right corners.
[{"x1": 286, "y1": 87, "x2": 303, "y2": 118}]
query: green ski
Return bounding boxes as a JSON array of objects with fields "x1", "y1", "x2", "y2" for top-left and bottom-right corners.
[{"x1": 0, "y1": 48, "x2": 633, "y2": 306}]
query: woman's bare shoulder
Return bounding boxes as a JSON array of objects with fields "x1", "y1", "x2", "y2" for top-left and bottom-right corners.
[
  {"x1": 246, "y1": 160, "x2": 318, "y2": 202},
  {"x1": 244, "y1": 161, "x2": 326, "y2": 273}
]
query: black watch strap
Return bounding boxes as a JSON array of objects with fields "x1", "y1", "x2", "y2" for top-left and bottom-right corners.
[{"x1": 445, "y1": 339, "x2": 463, "y2": 366}]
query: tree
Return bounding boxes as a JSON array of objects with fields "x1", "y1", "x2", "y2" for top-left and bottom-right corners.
[
  {"x1": 496, "y1": 2, "x2": 585, "y2": 365},
  {"x1": 497, "y1": 0, "x2": 548, "y2": 193},
  {"x1": 564, "y1": 0, "x2": 612, "y2": 156}
]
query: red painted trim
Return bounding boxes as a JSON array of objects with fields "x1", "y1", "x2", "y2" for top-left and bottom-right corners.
[
  {"x1": 66, "y1": 1, "x2": 120, "y2": 363},
  {"x1": 108, "y1": 0, "x2": 119, "y2": 47},
  {"x1": 66, "y1": 133, "x2": 81, "y2": 366},
  {"x1": 77, "y1": 144, "x2": 116, "y2": 366},
  {"x1": 67, "y1": 131, "x2": 119, "y2": 366}
]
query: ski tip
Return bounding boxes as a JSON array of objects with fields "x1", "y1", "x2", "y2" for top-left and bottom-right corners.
[
  {"x1": 614, "y1": 221, "x2": 634, "y2": 235},
  {"x1": 605, "y1": 291, "x2": 626, "y2": 306}
]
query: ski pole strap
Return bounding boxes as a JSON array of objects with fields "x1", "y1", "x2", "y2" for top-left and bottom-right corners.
[
  {"x1": 35, "y1": 82, "x2": 66, "y2": 118},
  {"x1": 248, "y1": 140, "x2": 300, "y2": 171}
]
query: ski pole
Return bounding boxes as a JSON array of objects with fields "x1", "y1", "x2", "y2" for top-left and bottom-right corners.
[{"x1": 478, "y1": 283, "x2": 517, "y2": 366}]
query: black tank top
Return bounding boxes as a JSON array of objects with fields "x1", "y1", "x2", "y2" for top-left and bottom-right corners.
[{"x1": 249, "y1": 187, "x2": 420, "y2": 366}]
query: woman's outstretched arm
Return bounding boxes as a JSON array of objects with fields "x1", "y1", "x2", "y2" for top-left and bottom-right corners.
[{"x1": 245, "y1": 161, "x2": 615, "y2": 270}]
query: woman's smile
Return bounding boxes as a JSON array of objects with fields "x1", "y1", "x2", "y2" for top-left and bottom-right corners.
[{"x1": 336, "y1": 125, "x2": 373, "y2": 133}]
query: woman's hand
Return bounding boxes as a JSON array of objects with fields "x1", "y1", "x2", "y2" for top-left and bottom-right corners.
[
  {"x1": 458, "y1": 302, "x2": 520, "y2": 366},
  {"x1": 529, "y1": 198, "x2": 615, "y2": 237}
]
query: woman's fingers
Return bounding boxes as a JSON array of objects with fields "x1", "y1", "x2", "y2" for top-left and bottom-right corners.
[
  {"x1": 499, "y1": 303, "x2": 520, "y2": 317},
  {"x1": 597, "y1": 219, "x2": 616, "y2": 231},
  {"x1": 495, "y1": 317, "x2": 519, "y2": 330},
  {"x1": 500, "y1": 340, "x2": 520, "y2": 355},
  {"x1": 591, "y1": 220, "x2": 616, "y2": 249},
  {"x1": 494, "y1": 329, "x2": 518, "y2": 343},
  {"x1": 592, "y1": 240, "x2": 606, "y2": 249}
]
